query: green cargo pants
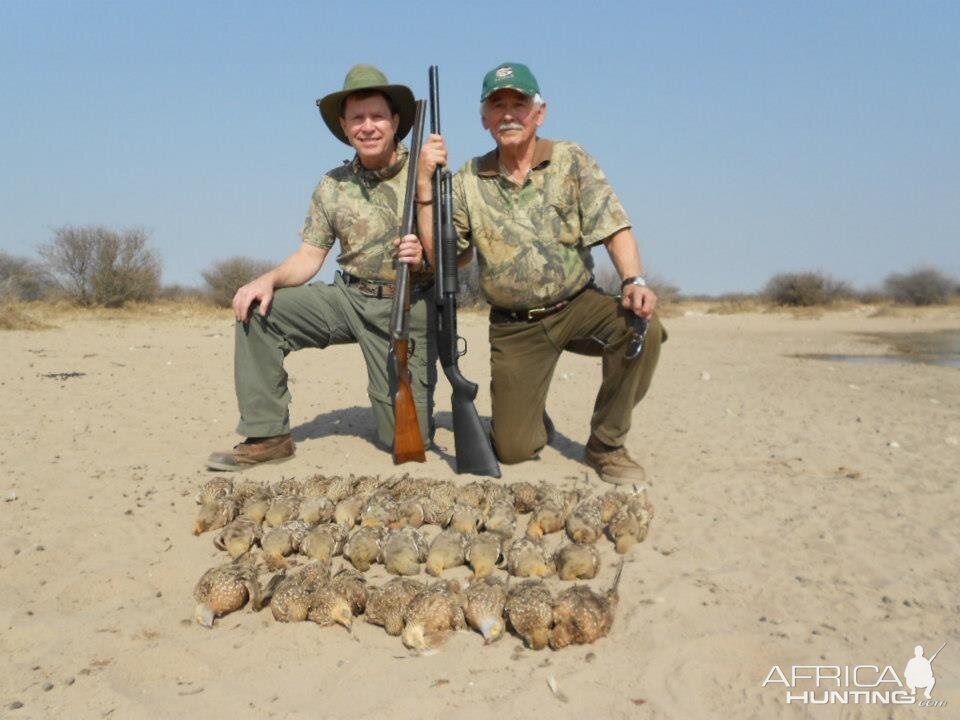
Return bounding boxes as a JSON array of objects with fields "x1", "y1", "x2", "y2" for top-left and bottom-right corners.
[
  {"x1": 234, "y1": 272, "x2": 435, "y2": 448},
  {"x1": 488, "y1": 287, "x2": 664, "y2": 463}
]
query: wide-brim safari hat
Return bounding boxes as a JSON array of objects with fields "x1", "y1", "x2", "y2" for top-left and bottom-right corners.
[{"x1": 316, "y1": 64, "x2": 415, "y2": 146}]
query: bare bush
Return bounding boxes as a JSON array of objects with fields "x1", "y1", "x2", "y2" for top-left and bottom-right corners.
[
  {"x1": 763, "y1": 271, "x2": 852, "y2": 307},
  {"x1": 883, "y1": 267, "x2": 954, "y2": 306},
  {"x1": 593, "y1": 265, "x2": 621, "y2": 295},
  {"x1": 0, "y1": 251, "x2": 58, "y2": 301},
  {"x1": 854, "y1": 287, "x2": 889, "y2": 304},
  {"x1": 593, "y1": 265, "x2": 680, "y2": 306},
  {"x1": 39, "y1": 226, "x2": 161, "y2": 307},
  {"x1": 160, "y1": 284, "x2": 209, "y2": 302},
  {"x1": 706, "y1": 293, "x2": 765, "y2": 315},
  {"x1": 0, "y1": 299, "x2": 52, "y2": 330},
  {"x1": 648, "y1": 277, "x2": 681, "y2": 306},
  {"x1": 202, "y1": 257, "x2": 274, "y2": 308}
]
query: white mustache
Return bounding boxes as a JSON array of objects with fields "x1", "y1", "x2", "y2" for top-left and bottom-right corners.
[{"x1": 498, "y1": 122, "x2": 524, "y2": 132}]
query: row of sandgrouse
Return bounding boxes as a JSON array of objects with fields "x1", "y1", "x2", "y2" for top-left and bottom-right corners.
[
  {"x1": 194, "y1": 555, "x2": 622, "y2": 651},
  {"x1": 192, "y1": 474, "x2": 649, "y2": 650}
]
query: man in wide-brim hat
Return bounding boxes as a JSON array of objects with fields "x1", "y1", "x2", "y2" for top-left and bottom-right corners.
[{"x1": 207, "y1": 64, "x2": 435, "y2": 471}]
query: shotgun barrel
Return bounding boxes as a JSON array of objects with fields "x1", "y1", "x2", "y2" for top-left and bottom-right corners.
[{"x1": 429, "y1": 64, "x2": 501, "y2": 477}]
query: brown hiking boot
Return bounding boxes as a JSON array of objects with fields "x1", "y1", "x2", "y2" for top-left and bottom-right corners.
[
  {"x1": 584, "y1": 436, "x2": 646, "y2": 486},
  {"x1": 206, "y1": 434, "x2": 295, "y2": 472}
]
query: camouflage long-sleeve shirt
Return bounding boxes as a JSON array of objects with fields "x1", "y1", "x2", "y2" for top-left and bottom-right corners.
[
  {"x1": 452, "y1": 139, "x2": 631, "y2": 310},
  {"x1": 301, "y1": 144, "x2": 413, "y2": 283}
]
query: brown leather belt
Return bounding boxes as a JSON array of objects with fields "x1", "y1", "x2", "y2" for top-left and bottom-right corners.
[
  {"x1": 490, "y1": 283, "x2": 593, "y2": 323},
  {"x1": 340, "y1": 272, "x2": 433, "y2": 299}
]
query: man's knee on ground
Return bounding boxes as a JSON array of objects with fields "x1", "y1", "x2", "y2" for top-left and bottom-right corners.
[{"x1": 492, "y1": 432, "x2": 542, "y2": 465}]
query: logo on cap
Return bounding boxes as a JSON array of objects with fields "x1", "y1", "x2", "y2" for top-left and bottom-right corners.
[{"x1": 495, "y1": 67, "x2": 513, "y2": 79}]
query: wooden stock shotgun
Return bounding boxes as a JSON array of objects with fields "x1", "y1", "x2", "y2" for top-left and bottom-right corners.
[{"x1": 388, "y1": 98, "x2": 427, "y2": 464}]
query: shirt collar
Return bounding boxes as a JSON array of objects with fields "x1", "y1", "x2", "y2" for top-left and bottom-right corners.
[
  {"x1": 477, "y1": 137, "x2": 554, "y2": 177},
  {"x1": 350, "y1": 142, "x2": 408, "y2": 185}
]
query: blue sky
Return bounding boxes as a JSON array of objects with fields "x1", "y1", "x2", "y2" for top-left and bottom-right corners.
[{"x1": 2, "y1": 1, "x2": 957, "y2": 295}]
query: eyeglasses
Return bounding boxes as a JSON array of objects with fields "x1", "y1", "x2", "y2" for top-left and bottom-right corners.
[{"x1": 624, "y1": 316, "x2": 649, "y2": 360}]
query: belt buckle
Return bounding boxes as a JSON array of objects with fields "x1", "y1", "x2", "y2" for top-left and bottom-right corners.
[
  {"x1": 357, "y1": 281, "x2": 379, "y2": 298},
  {"x1": 528, "y1": 300, "x2": 566, "y2": 320}
]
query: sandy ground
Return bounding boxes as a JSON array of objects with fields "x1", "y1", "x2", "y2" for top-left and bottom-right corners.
[{"x1": 1, "y1": 304, "x2": 958, "y2": 720}]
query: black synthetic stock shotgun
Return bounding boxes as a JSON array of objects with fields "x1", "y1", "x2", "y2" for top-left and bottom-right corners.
[
  {"x1": 388, "y1": 98, "x2": 427, "y2": 464},
  {"x1": 429, "y1": 65, "x2": 501, "y2": 477}
]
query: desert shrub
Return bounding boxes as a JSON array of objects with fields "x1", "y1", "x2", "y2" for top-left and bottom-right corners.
[
  {"x1": 160, "y1": 284, "x2": 209, "y2": 302},
  {"x1": 855, "y1": 286, "x2": 890, "y2": 304},
  {"x1": 0, "y1": 251, "x2": 58, "y2": 301},
  {"x1": 593, "y1": 265, "x2": 680, "y2": 306},
  {"x1": 648, "y1": 277, "x2": 681, "y2": 306},
  {"x1": 593, "y1": 265, "x2": 621, "y2": 295},
  {"x1": 883, "y1": 267, "x2": 954, "y2": 306},
  {"x1": 763, "y1": 271, "x2": 852, "y2": 307},
  {"x1": 0, "y1": 296, "x2": 52, "y2": 330},
  {"x1": 202, "y1": 257, "x2": 274, "y2": 308},
  {"x1": 39, "y1": 226, "x2": 161, "y2": 307},
  {"x1": 706, "y1": 293, "x2": 765, "y2": 314}
]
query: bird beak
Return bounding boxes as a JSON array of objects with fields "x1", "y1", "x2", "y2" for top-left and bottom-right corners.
[{"x1": 194, "y1": 605, "x2": 215, "y2": 629}]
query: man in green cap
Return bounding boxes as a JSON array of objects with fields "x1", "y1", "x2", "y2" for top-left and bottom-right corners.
[
  {"x1": 207, "y1": 64, "x2": 434, "y2": 470},
  {"x1": 417, "y1": 62, "x2": 664, "y2": 485}
]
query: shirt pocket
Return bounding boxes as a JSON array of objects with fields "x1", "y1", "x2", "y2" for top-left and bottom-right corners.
[{"x1": 546, "y1": 191, "x2": 580, "y2": 247}]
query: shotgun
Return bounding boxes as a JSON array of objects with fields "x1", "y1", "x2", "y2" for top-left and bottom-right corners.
[
  {"x1": 429, "y1": 65, "x2": 501, "y2": 477},
  {"x1": 388, "y1": 98, "x2": 427, "y2": 464}
]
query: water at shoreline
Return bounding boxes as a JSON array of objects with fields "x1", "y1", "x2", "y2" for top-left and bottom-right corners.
[{"x1": 794, "y1": 329, "x2": 960, "y2": 369}]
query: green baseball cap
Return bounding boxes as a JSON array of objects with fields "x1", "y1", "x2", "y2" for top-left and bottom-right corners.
[
  {"x1": 316, "y1": 64, "x2": 415, "y2": 146},
  {"x1": 480, "y1": 62, "x2": 540, "y2": 102}
]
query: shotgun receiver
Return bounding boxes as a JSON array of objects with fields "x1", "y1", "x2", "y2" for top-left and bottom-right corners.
[
  {"x1": 429, "y1": 65, "x2": 501, "y2": 477},
  {"x1": 388, "y1": 98, "x2": 427, "y2": 464}
]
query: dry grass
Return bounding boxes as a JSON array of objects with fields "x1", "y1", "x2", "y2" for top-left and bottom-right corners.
[
  {"x1": 787, "y1": 306, "x2": 826, "y2": 320},
  {"x1": 868, "y1": 300, "x2": 960, "y2": 321},
  {"x1": 656, "y1": 303, "x2": 686, "y2": 319},
  {"x1": 705, "y1": 295, "x2": 769, "y2": 315},
  {"x1": 4, "y1": 296, "x2": 956, "y2": 334},
  {"x1": 868, "y1": 304, "x2": 907, "y2": 319},
  {"x1": 0, "y1": 299, "x2": 56, "y2": 330},
  {"x1": 0, "y1": 298, "x2": 229, "y2": 329}
]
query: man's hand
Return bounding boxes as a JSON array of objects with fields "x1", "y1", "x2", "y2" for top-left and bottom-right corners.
[
  {"x1": 622, "y1": 284, "x2": 657, "y2": 319},
  {"x1": 394, "y1": 233, "x2": 424, "y2": 268},
  {"x1": 233, "y1": 276, "x2": 274, "y2": 323},
  {"x1": 417, "y1": 134, "x2": 448, "y2": 190}
]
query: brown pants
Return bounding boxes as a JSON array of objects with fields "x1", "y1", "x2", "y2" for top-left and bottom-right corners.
[
  {"x1": 488, "y1": 288, "x2": 664, "y2": 464},
  {"x1": 234, "y1": 273, "x2": 435, "y2": 448}
]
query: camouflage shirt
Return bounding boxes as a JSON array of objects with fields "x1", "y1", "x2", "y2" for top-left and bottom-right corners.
[
  {"x1": 301, "y1": 143, "x2": 417, "y2": 283},
  {"x1": 452, "y1": 138, "x2": 631, "y2": 309}
]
